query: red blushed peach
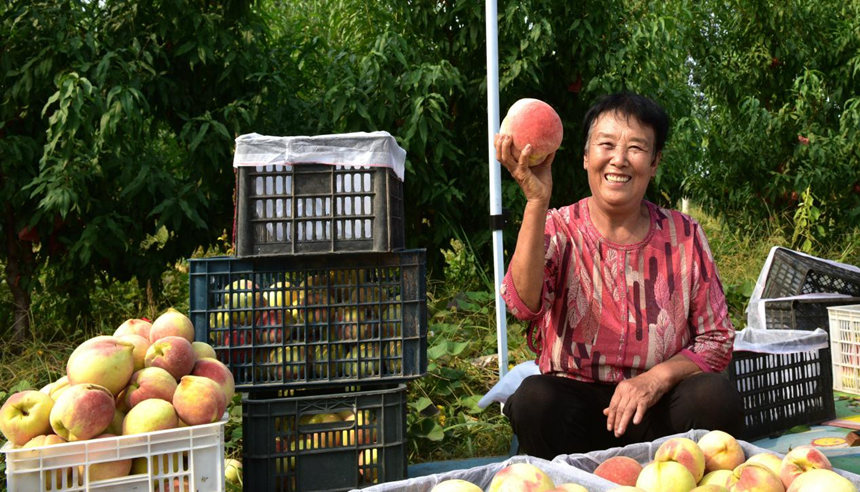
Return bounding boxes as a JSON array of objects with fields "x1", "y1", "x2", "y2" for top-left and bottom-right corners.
[
  {"x1": 499, "y1": 98, "x2": 564, "y2": 166},
  {"x1": 118, "y1": 367, "x2": 178, "y2": 412},
  {"x1": 779, "y1": 445, "x2": 832, "y2": 489},
  {"x1": 191, "y1": 357, "x2": 235, "y2": 402},
  {"x1": 150, "y1": 308, "x2": 195, "y2": 343},
  {"x1": 731, "y1": 462, "x2": 784, "y2": 491},
  {"x1": 654, "y1": 437, "x2": 706, "y2": 483},
  {"x1": 594, "y1": 455, "x2": 643, "y2": 486},
  {"x1": 49, "y1": 384, "x2": 115, "y2": 441},
  {"x1": 172, "y1": 375, "x2": 226, "y2": 426},
  {"x1": 144, "y1": 336, "x2": 196, "y2": 380},
  {"x1": 114, "y1": 318, "x2": 153, "y2": 340}
]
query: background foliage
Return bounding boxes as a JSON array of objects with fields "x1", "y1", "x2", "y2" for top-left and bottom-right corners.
[
  {"x1": 2, "y1": 0, "x2": 860, "y2": 480},
  {"x1": 4, "y1": 0, "x2": 860, "y2": 341}
]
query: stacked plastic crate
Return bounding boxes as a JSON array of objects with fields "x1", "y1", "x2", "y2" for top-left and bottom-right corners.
[
  {"x1": 188, "y1": 132, "x2": 426, "y2": 491},
  {"x1": 729, "y1": 246, "x2": 860, "y2": 440}
]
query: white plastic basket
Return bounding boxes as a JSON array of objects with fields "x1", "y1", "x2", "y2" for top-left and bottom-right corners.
[
  {"x1": 1, "y1": 420, "x2": 225, "y2": 492},
  {"x1": 827, "y1": 304, "x2": 860, "y2": 395}
]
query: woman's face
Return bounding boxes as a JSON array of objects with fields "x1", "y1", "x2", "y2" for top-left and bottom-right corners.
[{"x1": 583, "y1": 111, "x2": 660, "y2": 214}]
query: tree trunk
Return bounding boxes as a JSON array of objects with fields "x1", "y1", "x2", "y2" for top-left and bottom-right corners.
[{"x1": 4, "y1": 204, "x2": 35, "y2": 343}]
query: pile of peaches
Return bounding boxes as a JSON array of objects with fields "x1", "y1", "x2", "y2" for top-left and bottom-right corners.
[
  {"x1": 429, "y1": 430, "x2": 857, "y2": 492},
  {"x1": 0, "y1": 309, "x2": 235, "y2": 484}
]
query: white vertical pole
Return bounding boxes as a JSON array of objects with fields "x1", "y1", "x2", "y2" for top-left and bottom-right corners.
[{"x1": 486, "y1": 0, "x2": 508, "y2": 378}]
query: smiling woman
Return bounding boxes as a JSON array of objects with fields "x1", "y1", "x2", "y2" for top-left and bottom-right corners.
[{"x1": 493, "y1": 92, "x2": 743, "y2": 460}]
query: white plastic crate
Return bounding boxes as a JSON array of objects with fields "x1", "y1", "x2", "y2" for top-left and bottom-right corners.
[
  {"x1": 827, "y1": 304, "x2": 860, "y2": 395},
  {"x1": 1, "y1": 420, "x2": 225, "y2": 492}
]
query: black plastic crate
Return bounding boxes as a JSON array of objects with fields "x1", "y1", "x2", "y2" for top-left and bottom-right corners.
[
  {"x1": 242, "y1": 384, "x2": 407, "y2": 491},
  {"x1": 728, "y1": 348, "x2": 835, "y2": 440},
  {"x1": 763, "y1": 296, "x2": 860, "y2": 331},
  {"x1": 234, "y1": 164, "x2": 405, "y2": 256},
  {"x1": 761, "y1": 247, "x2": 860, "y2": 299},
  {"x1": 189, "y1": 250, "x2": 427, "y2": 390}
]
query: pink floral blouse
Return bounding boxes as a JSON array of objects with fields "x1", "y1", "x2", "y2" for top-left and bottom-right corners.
[{"x1": 501, "y1": 198, "x2": 735, "y2": 383}]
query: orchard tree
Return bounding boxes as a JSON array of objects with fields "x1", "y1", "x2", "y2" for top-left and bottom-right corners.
[
  {"x1": 684, "y1": 0, "x2": 860, "y2": 251},
  {"x1": 0, "y1": 0, "x2": 296, "y2": 340},
  {"x1": 272, "y1": 1, "x2": 703, "y2": 274}
]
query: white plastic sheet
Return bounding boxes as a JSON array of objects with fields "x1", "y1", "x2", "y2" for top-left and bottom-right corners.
[
  {"x1": 233, "y1": 131, "x2": 407, "y2": 181},
  {"x1": 732, "y1": 327, "x2": 830, "y2": 354},
  {"x1": 477, "y1": 360, "x2": 540, "y2": 409}
]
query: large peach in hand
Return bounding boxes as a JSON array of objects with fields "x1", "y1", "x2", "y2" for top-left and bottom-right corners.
[
  {"x1": 487, "y1": 462, "x2": 556, "y2": 492},
  {"x1": 779, "y1": 445, "x2": 832, "y2": 489},
  {"x1": 654, "y1": 436, "x2": 706, "y2": 483},
  {"x1": 499, "y1": 98, "x2": 563, "y2": 166},
  {"x1": 0, "y1": 390, "x2": 55, "y2": 446},
  {"x1": 67, "y1": 336, "x2": 136, "y2": 396},
  {"x1": 635, "y1": 461, "x2": 697, "y2": 492},
  {"x1": 594, "y1": 455, "x2": 643, "y2": 486},
  {"x1": 50, "y1": 384, "x2": 115, "y2": 441},
  {"x1": 698, "y1": 430, "x2": 745, "y2": 472},
  {"x1": 172, "y1": 375, "x2": 226, "y2": 426}
]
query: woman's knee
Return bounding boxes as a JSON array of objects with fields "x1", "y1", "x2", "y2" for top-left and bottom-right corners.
[{"x1": 670, "y1": 373, "x2": 744, "y2": 434}]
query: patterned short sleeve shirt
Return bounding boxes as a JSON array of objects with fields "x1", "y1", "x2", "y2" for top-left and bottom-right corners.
[{"x1": 501, "y1": 198, "x2": 735, "y2": 383}]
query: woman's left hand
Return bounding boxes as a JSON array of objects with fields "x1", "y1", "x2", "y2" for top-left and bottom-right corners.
[
  {"x1": 603, "y1": 354, "x2": 703, "y2": 437},
  {"x1": 603, "y1": 371, "x2": 668, "y2": 438}
]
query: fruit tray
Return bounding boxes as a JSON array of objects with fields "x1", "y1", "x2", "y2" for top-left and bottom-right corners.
[
  {"x1": 729, "y1": 345, "x2": 835, "y2": 441},
  {"x1": 1, "y1": 419, "x2": 225, "y2": 492},
  {"x1": 760, "y1": 247, "x2": 860, "y2": 299},
  {"x1": 827, "y1": 304, "x2": 860, "y2": 395},
  {"x1": 234, "y1": 164, "x2": 405, "y2": 257},
  {"x1": 188, "y1": 250, "x2": 427, "y2": 390},
  {"x1": 242, "y1": 384, "x2": 407, "y2": 491}
]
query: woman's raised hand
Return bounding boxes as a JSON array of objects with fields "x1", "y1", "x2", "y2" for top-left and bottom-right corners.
[{"x1": 495, "y1": 133, "x2": 554, "y2": 204}]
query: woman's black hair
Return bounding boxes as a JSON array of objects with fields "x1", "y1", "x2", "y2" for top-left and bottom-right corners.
[{"x1": 582, "y1": 92, "x2": 670, "y2": 154}]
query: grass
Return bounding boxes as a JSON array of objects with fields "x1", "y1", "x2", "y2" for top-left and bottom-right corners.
[{"x1": 1, "y1": 206, "x2": 859, "y2": 489}]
